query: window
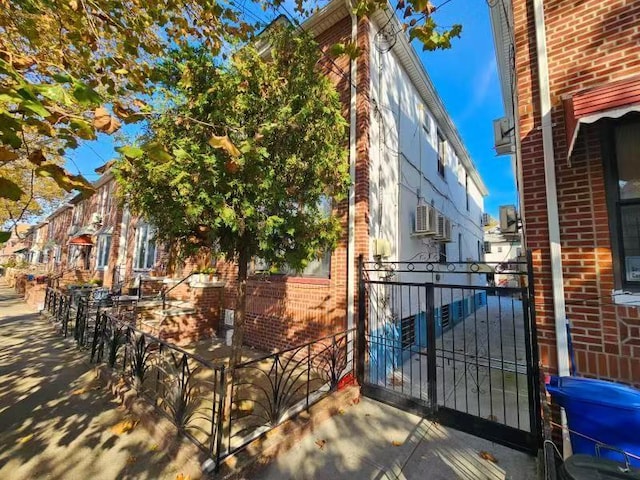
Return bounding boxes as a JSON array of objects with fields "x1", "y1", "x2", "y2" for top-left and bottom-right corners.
[
  {"x1": 438, "y1": 242, "x2": 447, "y2": 263},
  {"x1": 54, "y1": 245, "x2": 62, "y2": 265},
  {"x1": 458, "y1": 233, "x2": 463, "y2": 261},
  {"x1": 96, "y1": 234, "x2": 112, "y2": 269},
  {"x1": 72, "y1": 202, "x2": 84, "y2": 225},
  {"x1": 465, "y1": 174, "x2": 470, "y2": 211},
  {"x1": 478, "y1": 240, "x2": 482, "y2": 261},
  {"x1": 484, "y1": 241, "x2": 491, "y2": 254},
  {"x1": 134, "y1": 223, "x2": 156, "y2": 270},
  {"x1": 437, "y1": 130, "x2": 446, "y2": 178},
  {"x1": 400, "y1": 315, "x2": 416, "y2": 349},
  {"x1": 608, "y1": 121, "x2": 640, "y2": 288}
]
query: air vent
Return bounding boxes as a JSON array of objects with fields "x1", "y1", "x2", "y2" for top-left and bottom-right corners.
[
  {"x1": 441, "y1": 304, "x2": 451, "y2": 330},
  {"x1": 401, "y1": 315, "x2": 416, "y2": 349}
]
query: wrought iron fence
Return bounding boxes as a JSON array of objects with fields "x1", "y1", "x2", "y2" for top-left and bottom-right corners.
[
  {"x1": 91, "y1": 311, "x2": 227, "y2": 462},
  {"x1": 224, "y1": 329, "x2": 354, "y2": 457},
  {"x1": 41, "y1": 292, "x2": 355, "y2": 471}
]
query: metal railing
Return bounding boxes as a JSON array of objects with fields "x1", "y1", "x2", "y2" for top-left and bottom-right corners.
[
  {"x1": 42, "y1": 290, "x2": 354, "y2": 471},
  {"x1": 224, "y1": 329, "x2": 354, "y2": 457},
  {"x1": 159, "y1": 272, "x2": 196, "y2": 310},
  {"x1": 91, "y1": 311, "x2": 227, "y2": 461}
]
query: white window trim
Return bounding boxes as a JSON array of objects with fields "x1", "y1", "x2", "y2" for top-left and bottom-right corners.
[
  {"x1": 96, "y1": 234, "x2": 112, "y2": 270},
  {"x1": 133, "y1": 223, "x2": 157, "y2": 271}
]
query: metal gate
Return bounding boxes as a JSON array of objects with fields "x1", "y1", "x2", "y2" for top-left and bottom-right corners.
[{"x1": 356, "y1": 253, "x2": 542, "y2": 453}]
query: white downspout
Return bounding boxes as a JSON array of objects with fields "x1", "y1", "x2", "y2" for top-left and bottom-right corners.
[
  {"x1": 532, "y1": 0, "x2": 572, "y2": 457},
  {"x1": 346, "y1": 0, "x2": 358, "y2": 365}
]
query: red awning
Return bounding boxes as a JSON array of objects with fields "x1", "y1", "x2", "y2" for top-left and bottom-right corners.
[
  {"x1": 563, "y1": 75, "x2": 640, "y2": 160},
  {"x1": 69, "y1": 234, "x2": 93, "y2": 246}
]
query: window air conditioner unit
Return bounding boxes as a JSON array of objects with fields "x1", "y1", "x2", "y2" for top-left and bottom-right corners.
[
  {"x1": 90, "y1": 213, "x2": 102, "y2": 225},
  {"x1": 435, "y1": 214, "x2": 452, "y2": 242},
  {"x1": 482, "y1": 213, "x2": 491, "y2": 226},
  {"x1": 414, "y1": 204, "x2": 436, "y2": 235}
]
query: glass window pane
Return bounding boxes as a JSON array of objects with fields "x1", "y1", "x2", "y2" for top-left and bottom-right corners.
[
  {"x1": 621, "y1": 204, "x2": 640, "y2": 283},
  {"x1": 615, "y1": 122, "x2": 640, "y2": 200}
]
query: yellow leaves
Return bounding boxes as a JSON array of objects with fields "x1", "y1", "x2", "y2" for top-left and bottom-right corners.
[
  {"x1": 175, "y1": 474, "x2": 191, "y2": 480},
  {"x1": 110, "y1": 417, "x2": 140, "y2": 435},
  {"x1": 71, "y1": 385, "x2": 100, "y2": 395},
  {"x1": 17, "y1": 433, "x2": 34, "y2": 444},
  {"x1": 68, "y1": 0, "x2": 79, "y2": 11},
  {"x1": 35, "y1": 163, "x2": 94, "y2": 193},
  {"x1": 93, "y1": 106, "x2": 121, "y2": 134},
  {"x1": 0, "y1": 147, "x2": 18, "y2": 162},
  {"x1": 391, "y1": 440, "x2": 403, "y2": 447},
  {"x1": 208, "y1": 135, "x2": 240, "y2": 157},
  {"x1": 11, "y1": 56, "x2": 36, "y2": 71},
  {"x1": 114, "y1": 68, "x2": 129, "y2": 75},
  {"x1": 0, "y1": 178, "x2": 24, "y2": 201},
  {"x1": 479, "y1": 451, "x2": 498, "y2": 463}
]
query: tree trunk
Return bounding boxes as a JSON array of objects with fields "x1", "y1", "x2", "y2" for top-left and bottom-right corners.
[{"x1": 230, "y1": 246, "x2": 248, "y2": 368}]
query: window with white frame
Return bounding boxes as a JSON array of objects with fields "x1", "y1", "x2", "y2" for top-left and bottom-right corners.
[
  {"x1": 134, "y1": 223, "x2": 156, "y2": 270},
  {"x1": 96, "y1": 234, "x2": 112, "y2": 269},
  {"x1": 437, "y1": 130, "x2": 446, "y2": 178},
  {"x1": 72, "y1": 202, "x2": 84, "y2": 225},
  {"x1": 251, "y1": 197, "x2": 332, "y2": 278},
  {"x1": 54, "y1": 245, "x2": 62, "y2": 264},
  {"x1": 605, "y1": 120, "x2": 640, "y2": 290}
]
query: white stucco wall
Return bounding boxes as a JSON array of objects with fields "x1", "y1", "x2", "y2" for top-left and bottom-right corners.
[{"x1": 368, "y1": 21, "x2": 487, "y2": 314}]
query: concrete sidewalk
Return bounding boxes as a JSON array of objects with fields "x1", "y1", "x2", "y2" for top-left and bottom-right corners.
[
  {"x1": 0, "y1": 282, "x2": 200, "y2": 480},
  {"x1": 254, "y1": 396, "x2": 538, "y2": 480}
]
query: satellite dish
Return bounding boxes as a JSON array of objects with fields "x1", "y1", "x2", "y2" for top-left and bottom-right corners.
[{"x1": 375, "y1": 23, "x2": 397, "y2": 53}]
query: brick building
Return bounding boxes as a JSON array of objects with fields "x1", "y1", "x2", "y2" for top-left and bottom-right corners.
[{"x1": 490, "y1": 0, "x2": 640, "y2": 384}]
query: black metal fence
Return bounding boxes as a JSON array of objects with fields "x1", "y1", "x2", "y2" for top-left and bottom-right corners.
[
  {"x1": 358, "y1": 255, "x2": 541, "y2": 453},
  {"x1": 42, "y1": 287, "x2": 353, "y2": 470}
]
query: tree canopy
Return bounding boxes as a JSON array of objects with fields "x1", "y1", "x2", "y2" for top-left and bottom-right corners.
[{"x1": 115, "y1": 25, "x2": 350, "y2": 363}]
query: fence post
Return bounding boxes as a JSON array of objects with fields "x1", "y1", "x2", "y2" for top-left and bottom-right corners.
[
  {"x1": 356, "y1": 254, "x2": 365, "y2": 385},
  {"x1": 214, "y1": 365, "x2": 226, "y2": 472},
  {"x1": 425, "y1": 284, "x2": 437, "y2": 410}
]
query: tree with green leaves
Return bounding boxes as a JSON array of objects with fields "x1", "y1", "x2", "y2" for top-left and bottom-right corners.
[
  {"x1": 0, "y1": 0, "x2": 459, "y2": 243},
  {"x1": 0, "y1": 0, "x2": 255, "y2": 239},
  {"x1": 115, "y1": 26, "x2": 350, "y2": 365}
]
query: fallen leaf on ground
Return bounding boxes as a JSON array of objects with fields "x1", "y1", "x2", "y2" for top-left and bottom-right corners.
[
  {"x1": 479, "y1": 451, "x2": 498, "y2": 463},
  {"x1": 176, "y1": 475, "x2": 191, "y2": 480},
  {"x1": 71, "y1": 387, "x2": 88, "y2": 395},
  {"x1": 17, "y1": 434, "x2": 34, "y2": 444},
  {"x1": 126, "y1": 455, "x2": 137, "y2": 465},
  {"x1": 150, "y1": 444, "x2": 159, "y2": 451},
  {"x1": 486, "y1": 414, "x2": 498, "y2": 422},
  {"x1": 315, "y1": 439, "x2": 326, "y2": 449},
  {"x1": 392, "y1": 440, "x2": 403, "y2": 447},
  {"x1": 338, "y1": 408, "x2": 345, "y2": 415},
  {"x1": 110, "y1": 418, "x2": 139, "y2": 435}
]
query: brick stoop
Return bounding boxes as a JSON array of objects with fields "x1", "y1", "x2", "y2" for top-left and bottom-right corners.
[{"x1": 218, "y1": 386, "x2": 361, "y2": 480}]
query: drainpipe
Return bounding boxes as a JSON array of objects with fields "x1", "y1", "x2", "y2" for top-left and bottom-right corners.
[
  {"x1": 532, "y1": 0, "x2": 572, "y2": 456},
  {"x1": 346, "y1": 0, "x2": 358, "y2": 366}
]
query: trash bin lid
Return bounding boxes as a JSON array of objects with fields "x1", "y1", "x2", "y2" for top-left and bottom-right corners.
[
  {"x1": 548, "y1": 376, "x2": 640, "y2": 410},
  {"x1": 560, "y1": 454, "x2": 640, "y2": 480}
]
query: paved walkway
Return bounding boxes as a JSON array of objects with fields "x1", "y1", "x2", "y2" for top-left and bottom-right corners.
[
  {"x1": 0, "y1": 282, "x2": 200, "y2": 480},
  {"x1": 255, "y1": 396, "x2": 538, "y2": 480}
]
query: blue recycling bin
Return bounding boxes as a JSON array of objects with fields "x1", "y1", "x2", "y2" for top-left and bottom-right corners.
[{"x1": 547, "y1": 376, "x2": 640, "y2": 466}]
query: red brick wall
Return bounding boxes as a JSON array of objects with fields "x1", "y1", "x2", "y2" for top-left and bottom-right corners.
[{"x1": 513, "y1": 0, "x2": 640, "y2": 384}]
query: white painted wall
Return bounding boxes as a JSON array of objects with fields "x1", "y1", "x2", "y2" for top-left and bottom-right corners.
[{"x1": 368, "y1": 20, "x2": 486, "y2": 314}]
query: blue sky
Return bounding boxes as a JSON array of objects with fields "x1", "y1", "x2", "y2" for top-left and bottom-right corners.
[{"x1": 66, "y1": 1, "x2": 514, "y2": 217}]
